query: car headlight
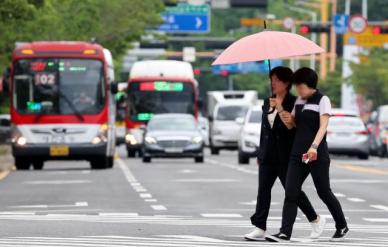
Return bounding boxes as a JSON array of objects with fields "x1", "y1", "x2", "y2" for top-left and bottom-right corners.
[
  {"x1": 192, "y1": 136, "x2": 203, "y2": 144},
  {"x1": 11, "y1": 127, "x2": 27, "y2": 146},
  {"x1": 125, "y1": 134, "x2": 138, "y2": 145},
  {"x1": 244, "y1": 141, "x2": 256, "y2": 148},
  {"x1": 145, "y1": 136, "x2": 157, "y2": 144}
]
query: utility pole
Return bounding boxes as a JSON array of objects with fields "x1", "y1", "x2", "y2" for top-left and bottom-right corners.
[
  {"x1": 320, "y1": 0, "x2": 329, "y2": 80},
  {"x1": 329, "y1": 0, "x2": 337, "y2": 72}
]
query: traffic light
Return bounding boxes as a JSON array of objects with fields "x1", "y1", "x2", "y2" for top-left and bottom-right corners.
[
  {"x1": 230, "y1": 0, "x2": 267, "y2": 8},
  {"x1": 299, "y1": 24, "x2": 330, "y2": 34},
  {"x1": 372, "y1": 26, "x2": 388, "y2": 34},
  {"x1": 194, "y1": 68, "x2": 201, "y2": 76}
]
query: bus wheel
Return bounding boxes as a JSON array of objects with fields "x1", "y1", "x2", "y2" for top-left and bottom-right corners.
[
  {"x1": 15, "y1": 157, "x2": 31, "y2": 170},
  {"x1": 107, "y1": 156, "x2": 114, "y2": 168},
  {"x1": 32, "y1": 160, "x2": 44, "y2": 170},
  {"x1": 90, "y1": 158, "x2": 108, "y2": 169},
  {"x1": 210, "y1": 147, "x2": 219, "y2": 155}
]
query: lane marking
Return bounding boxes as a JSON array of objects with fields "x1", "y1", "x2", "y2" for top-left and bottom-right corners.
[
  {"x1": 206, "y1": 158, "x2": 257, "y2": 175},
  {"x1": 347, "y1": 198, "x2": 366, "y2": 202},
  {"x1": 363, "y1": 218, "x2": 388, "y2": 223},
  {"x1": 151, "y1": 205, "x2": 167, "y2": 211},
  {"x1": 370, "y1": 205, "x2": 388, "y2": 212},
  {"x1": 140, "y1": 193, "x2": 152, "y2": 199},
  {"x1": 173, "y1": 178, "x2": 238, "y2": 183},
  {"x1": 334, "y1": 163, "x2": 388, "y2": 176},
  {"x1": 145, "y1": 199, "x2": 158, "y2": 202},
  {"x1": 23, "y1": 180, "x2": 91, "y2": 185},
  {"x1": 201, "y1": 213, "x2": 243, "y2": 218},
  {"x1": 334, "y1": 193, "x2": 346, "y2": 197},
  {"x1": 10, "y1": 202, "x2": 89, "y2": 209}
]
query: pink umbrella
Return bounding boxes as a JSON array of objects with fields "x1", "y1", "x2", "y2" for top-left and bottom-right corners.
[{"x1": 212, "y1": 30, "x2": 324, "y2": 65}]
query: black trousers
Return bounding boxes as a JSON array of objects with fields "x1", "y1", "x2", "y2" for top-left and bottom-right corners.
[
  {"x1": 280, "y1": 154, "x2": 347, "y2": 236},
  {"x1": 250, "y1": 153, "x2": 318, "y2": 231}
]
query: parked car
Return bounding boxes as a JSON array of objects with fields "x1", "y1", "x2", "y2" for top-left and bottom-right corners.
[
  {"x1": 237, "y1": 105, "x2": 262, "y2": 164},
  {"x1": 0, "y1": 114, "x2": 11, "y2": 144},
  {"x1": 367, "y1": 105, "x2": 388, "y2": 157},
  {"x1": 327, "y1": 109, "x2": 369, "y2": 159},
  {"x1": 142, "y1": 114, "x2": 204, "y2": 163}
]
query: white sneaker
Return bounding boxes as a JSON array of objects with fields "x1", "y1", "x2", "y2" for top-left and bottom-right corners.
[
  {"x1": 244, "y1": 227, "x2": 266, "y2": 241},
  {"x1": 310, "y1": 215, "x2": 326, "y2": 239}
]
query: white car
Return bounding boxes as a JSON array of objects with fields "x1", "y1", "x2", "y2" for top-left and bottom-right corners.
[{"x1": 237, "y1": 105, "x2": 262, "y2": 164}]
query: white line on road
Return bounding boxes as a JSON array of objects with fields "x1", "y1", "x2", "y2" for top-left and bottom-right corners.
[
  {"x1": 117, "y1": 159, "x2": 137, "y2": 183},
  {"x1": 145, "y1": 199, "x2": 158, "y2": 202},
  {"x1": 140, "y1": 193, "x2": 152, "y2": 199},
  {"x1": 201, "y1": 213, "x2": 243, "y2": 218},
  {"x1": 363, "y1": 218, "x2": 388, "y2": 223},
  {"x1": 347, "y1": 198, "x2": 366, "y2": 202},
  {"x1": 334, "y1": 193, "x2": 346, "y2": 197},
  {"x1": 151, "y1": 205, "x2": 167, "y2": 211},
  {"x1": 23, "y1": 180, "x2": 92, "y2": 185},
  {"x1": 10, "y1": 201, "x2": 88, "y2": 209},
  {"x1": 370, "y1": 205, "x2": 388, "y2": 212},
  {"x1": 206, "y1": 158, "x2": 257, "y2": 175}
]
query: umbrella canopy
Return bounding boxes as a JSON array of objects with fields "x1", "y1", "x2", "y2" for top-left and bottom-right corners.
[{"x1": 212, "y1": 30, "x2": 324, "y2": 65}]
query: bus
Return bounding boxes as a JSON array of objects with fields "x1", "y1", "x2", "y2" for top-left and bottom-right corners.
[
  {"x1": 125, "y1": 60, "x2": 199, "y2": 157},
  {"x1": 10, "y1": 41, "x2": 117, "y2": 170}
]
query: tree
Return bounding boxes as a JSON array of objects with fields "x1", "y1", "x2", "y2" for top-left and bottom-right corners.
[{"x1": 349, "y1": 50, "x2": 388, "y2": 108}]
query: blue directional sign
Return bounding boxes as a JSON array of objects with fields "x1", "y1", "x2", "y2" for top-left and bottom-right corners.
[
  {"x1": 158, "y1": 4, "x2": 210, "y2": 33},
  {"x1": 212, "y1": 60, "x2": 283, "y2": 75},
  {"x1": 333, "y1": 14, "x2": 349, "y2": 34}
]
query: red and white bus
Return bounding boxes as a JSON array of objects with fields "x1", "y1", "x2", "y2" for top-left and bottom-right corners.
[
  {"x1": 124, "y1": 60, "x2": 200, "y2": 157},
  {"x1": 10, "y1": 41, "x2": 117, "y2": 170}
]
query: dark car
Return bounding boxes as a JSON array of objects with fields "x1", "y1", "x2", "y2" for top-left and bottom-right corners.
[
  {"x1": 367, "y1": 105, "x2": 388, "y2": 157},
  {"x1": 142, "y1": 114, "x2": 204, "y2": 163}
]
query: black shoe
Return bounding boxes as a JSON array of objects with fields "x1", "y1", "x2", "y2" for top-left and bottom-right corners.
[
  {"x1": 265, "y1": 233, "x2": 290, "y2": 242},
  {"x1": 330, "y1": 226, "x2": 349, "y2": 242}
]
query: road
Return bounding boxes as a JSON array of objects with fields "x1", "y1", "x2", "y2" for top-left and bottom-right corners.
[{"x1": 0, "y1": 146, "x2": 388, "y2": 246}]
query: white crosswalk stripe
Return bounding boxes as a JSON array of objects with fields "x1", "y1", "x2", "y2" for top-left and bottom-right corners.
[{"x1": 1, "y1": 235, "x2": 388, "y2": 247}]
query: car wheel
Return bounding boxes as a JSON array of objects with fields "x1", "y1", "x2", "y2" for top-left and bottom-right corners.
[
  {"x1": 32, "y1": 160, "x2": 44, "y2": 170},
  {"x1": 127, "y1": 149, "x2": 136, "y2": 158},
  {"x1": 195, "y1": 156, "x2": 204, "y2": 163},
  {"x1": 377, "y1": 144, "x2": 387, "y2": 157},
  {"x1": 14, "y1": 157, "x2": 31, "y2": 170},
  {"x1": 142, "y1": 156, "x2": 151, "y2": 163},
  {"x1": 357, "y1": 153, "x2": 369, "y2": 160},
  {"x1": 238, "y1": 150, "x2": 249, "y2": 165},
  {"x1": 210, "y1": 146, "x2": 219, "y2": 155}
]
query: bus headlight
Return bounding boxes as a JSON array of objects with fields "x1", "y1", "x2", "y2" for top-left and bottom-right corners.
[
  {"x1": 145, "y1": 136, "x2": 157, "y2": 145},
  {"x1": 192, "y1": 136, "x2": 203, "y2": 144},
  {"x1": 16, "y1": 136, "x2": 27, "y2": 146},
  {"x1": 92, "y1": 124, "x2": 108, "y2": 144},
  {"x1": 125, "y1": 134, "x2": 138, "y2": 145}
]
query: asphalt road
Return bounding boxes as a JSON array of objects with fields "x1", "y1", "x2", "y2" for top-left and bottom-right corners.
[{"x1": 0, "y1": 146, "x2": 388, "y2": 246}]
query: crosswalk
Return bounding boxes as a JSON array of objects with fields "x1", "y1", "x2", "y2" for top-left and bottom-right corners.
[{"x1": 1, "y1": 235, "x2": 388, "y2": 247}]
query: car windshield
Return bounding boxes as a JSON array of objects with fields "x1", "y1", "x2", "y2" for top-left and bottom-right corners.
[
  {"x1": 127, "y1": 81, "x2": 195, "y2": 122},
  {"x1": 13, "y1": 59, "x2": 105, "y2": 115},
  {"x1": 148, "y1": 117, "x2": 196, "y2": 131},
  {"x1": 248, "y1": 110, "x2": 262, "y2": 123},
  {"x1": 379, "y1": 108, "x2": 388, "y2": 122},
  {"x1": 216, "y1": 105, "x2": 249, "y2": 121}
]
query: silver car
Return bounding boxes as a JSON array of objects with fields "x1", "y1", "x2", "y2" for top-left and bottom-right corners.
[
  {"x1": 142, "y1": 114, "x2": 204, "y2": 163},
  {"x1": 327, "y1": 109, "x2": 369, "y2": 159}
]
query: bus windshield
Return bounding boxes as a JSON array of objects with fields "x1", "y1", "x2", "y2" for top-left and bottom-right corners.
[
  {"x1": 13, "y1": 59, "x2": 105, "y2": 115},
  {"x1": 127, "y1": 81, "x2": 195, "y2": 121}
]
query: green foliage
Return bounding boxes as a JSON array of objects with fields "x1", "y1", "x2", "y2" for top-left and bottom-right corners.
[{"x1": 349, "y1": 50, "x2": 388, "y2": 108}]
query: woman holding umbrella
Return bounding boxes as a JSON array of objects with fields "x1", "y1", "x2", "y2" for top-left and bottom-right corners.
[
  {"x1": 244, "y1": 66, "x2": 326, "y2": 241},
  {"x1": 265, "y1": 67, "x2": 348, "y2": 242}
]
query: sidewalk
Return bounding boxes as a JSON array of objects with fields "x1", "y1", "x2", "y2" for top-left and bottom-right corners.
[{"x1": 0, "y1": 145, "x2": 14, "y2": 173}]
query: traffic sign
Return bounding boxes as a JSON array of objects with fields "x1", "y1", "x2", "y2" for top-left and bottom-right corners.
[
  {"x1": 212, "y1": 60, "x2": 283, "y2": 74},
  {"x1": 344, "y1": 27, "x2": 388, "y2": 48},
  {"x1": 349, "y1": 15, "x2": 368, "y2": 34},
  {"x1": 158, "y1": 4, "x2": 210, "y2": 33},
  {"x1": 283, "y1": 17, "x2": 295, "y2": 30},
  {"x1": 333, "y1": 14, "x2": 349, "y2": 34}
]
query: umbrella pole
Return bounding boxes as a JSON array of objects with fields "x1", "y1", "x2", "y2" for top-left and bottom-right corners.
[{"x1": 264, "y1": 20, "x2": 275, "y2": 114}]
